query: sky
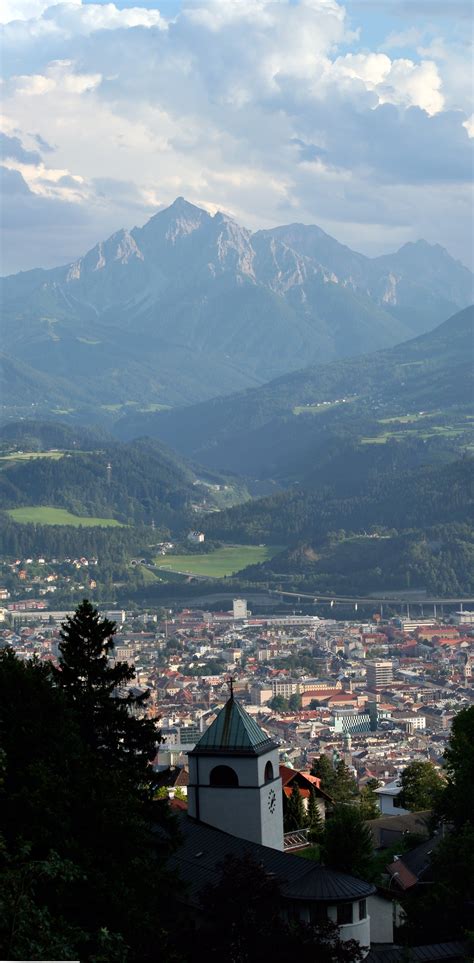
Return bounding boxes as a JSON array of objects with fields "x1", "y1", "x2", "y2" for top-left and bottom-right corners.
[{"x1": 1, "y1": 0, "x2": 473, "y2": 275}]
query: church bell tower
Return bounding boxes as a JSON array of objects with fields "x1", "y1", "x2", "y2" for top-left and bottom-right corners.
[{"x1": 187, "y1": 685, "x2": 284, "y2": 851}]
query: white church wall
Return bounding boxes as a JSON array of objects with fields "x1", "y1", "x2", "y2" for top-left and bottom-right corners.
[
  {"x1": 188, "y1": 779, "x2": 283, "y2": 849},
  {"x1": 367, "y1": 894, "x2": 394, "y2": 944},
  {"x1": 327, "y1": 903, "x2": 370, "y2": 953}
]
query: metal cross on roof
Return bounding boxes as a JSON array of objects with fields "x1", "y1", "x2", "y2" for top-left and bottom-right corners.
[{"x1": 227, "y1": 675, "x2": 235, "y2": 699}]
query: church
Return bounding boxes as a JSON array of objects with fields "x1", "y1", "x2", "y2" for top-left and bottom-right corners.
[{"x1": 171, "y1": 687, "x2": 386, "y2": 952}]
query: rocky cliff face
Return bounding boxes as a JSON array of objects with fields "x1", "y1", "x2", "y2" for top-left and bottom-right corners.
[{"x1": 2, "y1": 197, "x2": 472, "y2": 408}]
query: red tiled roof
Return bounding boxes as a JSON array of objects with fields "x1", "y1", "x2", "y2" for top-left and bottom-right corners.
[
  {"x1": 280, "y1": 764, "x2": 298, "y2": 786},
  {"x1": 386, "y1": 860, "x2": 418, "y2": 890},
  {"x1": 283, "y1": 786, "x2": 310, "y2": 799}
]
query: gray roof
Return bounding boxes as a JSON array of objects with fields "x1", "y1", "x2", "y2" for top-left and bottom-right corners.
[
  {"x1": 366, "y1": 942, "x2": 467, "y2": 962},
  {"x1": 190, "y1": 696, "x2": 276, "y2": 756},
  {"x1": 169, "y1": 814, "x2": 375, "y2": 907}
]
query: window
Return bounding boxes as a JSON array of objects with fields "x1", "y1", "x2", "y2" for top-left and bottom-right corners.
[
  {"x1": 286, "y1": 903, "x2": 301, "y2": 922},
  {"x1": 264, "y1": 760, "x2": 274, "y2": 782},
  {"x1": 337, "y1": 903, "x2": 353, "y2": 925},
  {"x1": 209, "y1": 765, "x2": 239, "y2": 787},
  {"x1": 359, "y1": 899, "x2": 367, "y2": 920},
  {"x1": 309, "y1": 904, "x2": 327, "y2": 924}
]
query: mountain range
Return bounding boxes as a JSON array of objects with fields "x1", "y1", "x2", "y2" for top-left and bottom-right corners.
[{"x1": 1, "y1": 198, "x2": 472, "y2": 414}]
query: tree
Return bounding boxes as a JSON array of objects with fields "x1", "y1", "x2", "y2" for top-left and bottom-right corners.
[
  {"x1": 200, "y1": 853, "x2": 364, "y2": 963},
  {"x1": 399, "y1": 823, "x2": 474, "y2": 944},
  {"x1": 284, "y1": 782, "x2": 307, "y2": 832},
  {"x1": 270, "y1": 695, "x2": 289, "y2": 712},
  {"x1": 398, "y1": 761, "x2": 444, "y2": 813},
  {"x1": 322, "y1": 806, "x2": 374, "y2": 880},
  {"x1": 55, "y1": 599, "x2": 158, "y2": 791},
  {"x1": 0, "y1": 628, "x2": 177, "y2": 962},
  {"x1": 359, "y1": 779, "x2": 380, "y2": 820},
  {"x1": 307, "y1": 788, "x2": 324, "y2": 841},
  {"x1": 289, "y1": 692, "x2": 302, "y2": 711},
  {"x1": 311, "y1": 754, "x2": 335, "y2": 795},
  {"x1": 398, "y1": 708, "x2": 474, "y2": 945},
  {"x1": 332, "y1": 760, "x2": 359, "y2": 804},
  {"x1": 439, "y1": 705, "x2": 474, "y2": 829}
]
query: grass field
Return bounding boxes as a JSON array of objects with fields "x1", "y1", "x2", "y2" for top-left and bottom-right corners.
[
  {"x1": 0, "y1": 451, "x2": 67, "y2": 463},
  {"x1": 378, "y1": 411, "x2": 438, "y2": 425},
  {"x1": 155, "y1": 544, "x2": 281, "y2": 578},
  {"x1": 7, "y1": 507, "x2": 123, "y2": 527}
]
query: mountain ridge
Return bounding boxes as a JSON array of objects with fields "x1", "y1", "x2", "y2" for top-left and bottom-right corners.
[{"x1": 1, "y1": 198, "x2": 472, "y2": 412}]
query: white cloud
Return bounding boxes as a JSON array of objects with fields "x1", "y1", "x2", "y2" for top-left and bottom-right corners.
[
  {"x1": 0, "y1": 0, "x2": 472, "y2": 272},
  {"x1": 0, "y1": 0, "x2": 78, "y2": 24},
  {"x1": 463, "y1": 114, "x2": 474, "y2": 138},
  {"x1": 13, "y1": 59, "x2": 102, "y2": 94},
  {"x1": 332, "y1": 53, "x2": 444, "y2": 114}
]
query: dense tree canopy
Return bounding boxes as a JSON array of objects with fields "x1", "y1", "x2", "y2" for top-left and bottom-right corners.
[
  {"x1": 399, "y1": 707, "x2": 474, "y2": 945},
  {"x1": 0, "y1": 606, "x2": 177, "y2": 962},
  {"x1": 440, "y1": 705, "x2": 474, "y2": 829},
  {"x1": 322, "y1": 807, "x2": 374, "y2": 880},
  {"x1": 398, "y1": 761, "x2": 444, "y2": 813}
]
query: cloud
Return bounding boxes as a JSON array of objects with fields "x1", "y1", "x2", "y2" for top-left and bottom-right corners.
[
  {"x1": 0, "y1": 163, "x2": 32, "y2": 193},
  {"x1": 33, "y1": 131, "x2": 54, "y2": 151},
  {"x1": 0, "y1": 0, "x2": 472, "y2": 272},
  {"x1": 13, "y1": 59, "x2": 102, "y2": 94},
  {"x1": 0, "y1": 130, "x2": 41, "y2": 164}
]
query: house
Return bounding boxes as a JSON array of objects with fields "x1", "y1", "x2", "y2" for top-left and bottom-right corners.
[
  {"x1": 374, "y1": 780, "x2": 410, "y2": 816},
  {"x1": 280, "y1": 764, "x2": 330, "y2": 821},
  {"x1": 171, "y1": 689, "x2": 381, "y2": 952},
  {"x1": 385, "y1": 835, "x2": 442, "y2": 892},
  {"x1": 187, "y1": 531, "x2": 205, "y2": 544}
]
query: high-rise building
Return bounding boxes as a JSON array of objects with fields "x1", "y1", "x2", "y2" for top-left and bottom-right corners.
[
  {"x1": 366, "y1": 660, "x2": 393, "y2": 690},
  {"x1": 233, "y1": 598, "x2": 248, "y2": 619}
]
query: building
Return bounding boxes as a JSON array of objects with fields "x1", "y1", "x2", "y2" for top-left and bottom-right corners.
[
  {"x1": 366, "y1": 660, "x2": 393, "y2": 690},
  {"x1": 187, "y1": 690, "x2": 284, "y2": 850},
  {"x1": 374, "y1": 780, "x2": 410, "y2": 816},
  {"x1": 453, "y1": 610, "x2": 474, "y2": 625},
  {"x1": 250, "y1": 683, "x2": 273, "y2": 706},
  {"x1": 177, "y1": 690, "x2": 377, "y2": 951},
  {"x1": 187, "y1": 531, "x2": 205, "y2": 544},
  {"x1": 232, "y1": 598, "x2": 248, "y2": 620},
  {"x1": 271, "y1": 678, "x2": 300, "y2": 698}
]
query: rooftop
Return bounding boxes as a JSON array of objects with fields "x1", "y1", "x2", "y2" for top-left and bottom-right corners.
[
  {"x1": 190, "y1": 694, "x2": 277, "y2": 756},
  {"x1": 169, "y1": 814, "x2": 375, "y2": 907}
]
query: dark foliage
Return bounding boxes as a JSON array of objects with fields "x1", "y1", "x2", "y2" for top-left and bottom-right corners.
[
  {"x1": 322, "y1": 807, "x2": 374, "y2": 880},
  {"x1": 0, "y1": 605, "x2": 178, "y2": 962},
  {"x1": 199, "y1": 853, "x2": 364, "y2": 963}
]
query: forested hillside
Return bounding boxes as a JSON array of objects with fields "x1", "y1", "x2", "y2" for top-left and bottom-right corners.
[
  {"x1": 203, "y1": 458, "x2": 473, "y2": 543},
  {"x1": 116, "y1": 305, "x2": 473, "y2": 479},
  {"x1": 0, "y1": 422, "x2": 247, "y2": 528}
]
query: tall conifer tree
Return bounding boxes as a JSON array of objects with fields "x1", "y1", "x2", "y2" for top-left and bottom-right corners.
[
  {"x1": 307, "y1": 788, "x2": 324, "y2": 840},
  {"x1": 55, "y1": 599, "x2": 158, "y2": 792}
]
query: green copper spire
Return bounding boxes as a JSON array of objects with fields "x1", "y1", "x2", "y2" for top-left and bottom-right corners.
[{"x1": 193, "y1": 696, "x2": 276, "y2": 755}]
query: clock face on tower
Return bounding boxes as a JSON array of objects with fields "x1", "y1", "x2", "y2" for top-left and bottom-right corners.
[{"x1": 267, "y1": 788, "x2": 276, "y2": 814}]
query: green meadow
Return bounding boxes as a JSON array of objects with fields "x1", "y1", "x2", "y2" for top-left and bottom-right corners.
[
  {"x1": 7, "y1": 507, "x2": 123, "y2": 527},
  {"x1": 0, "y1": 451, "x2": 67, "y2": 463},
  {"x1": 155, "y1": 544, "x2": 281, "y2": 578}
]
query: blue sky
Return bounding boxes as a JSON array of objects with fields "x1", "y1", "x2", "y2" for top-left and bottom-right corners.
[{"x1": 1, "y1": 0, "x2": 472, "y2": 274}]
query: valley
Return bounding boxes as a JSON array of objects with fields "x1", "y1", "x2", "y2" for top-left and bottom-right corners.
[{"x1": 0, "y1": 216, "x2": 472, "y2": 612}]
